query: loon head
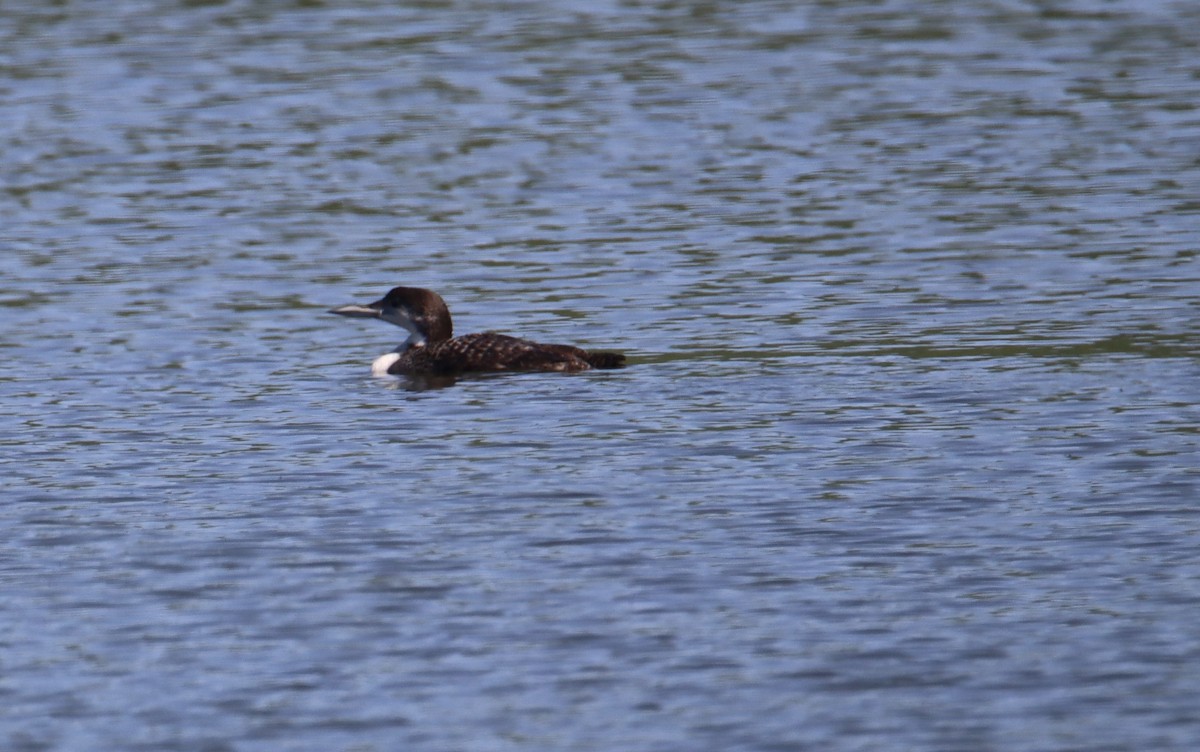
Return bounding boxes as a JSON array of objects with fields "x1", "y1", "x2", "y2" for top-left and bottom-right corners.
[
  {"x1": 328, "y1": 286, "x2": 453, "y2": 345},
  {"x1": 329, "y1": 286, "x2": 454, "y2": 345}
]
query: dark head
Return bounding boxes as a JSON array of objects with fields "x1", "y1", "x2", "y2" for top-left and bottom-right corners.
[{"x1": 329, "y1": 286, "x2": 454, "y2": 343}]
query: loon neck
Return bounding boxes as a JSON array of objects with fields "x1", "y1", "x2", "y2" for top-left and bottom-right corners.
[
  {"x1": 399, "y1": 289, "x2": 454, "y2": 344},
  {"x1": 413, "y1": 312, "x2": 452, "y2": 344},
  {"x1": 396, "y1": 331, "x2": 427, "y2": 352}
]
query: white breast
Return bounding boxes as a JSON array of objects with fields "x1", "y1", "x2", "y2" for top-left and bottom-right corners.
[{"x1": 370, "y1": 352, "x2": 403, "y2": 377}]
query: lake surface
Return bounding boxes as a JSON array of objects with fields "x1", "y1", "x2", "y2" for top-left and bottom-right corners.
[{"x1": 2, "y1": 1, "x2": 1199, "y2": 750}]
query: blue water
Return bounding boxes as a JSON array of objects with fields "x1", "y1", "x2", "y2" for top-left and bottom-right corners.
[{"x1": 3, "y1": 1, "x2": 1199, "y2": 750}]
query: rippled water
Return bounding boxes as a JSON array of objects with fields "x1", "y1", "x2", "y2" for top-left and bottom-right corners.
[{"x1": 3, "y1": 1, "x2": 1199, "y2": 750}]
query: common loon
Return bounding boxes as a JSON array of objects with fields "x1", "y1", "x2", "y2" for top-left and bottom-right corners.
[{"x1": 329, "y1": 286, "x2": 627, "y2": 377}]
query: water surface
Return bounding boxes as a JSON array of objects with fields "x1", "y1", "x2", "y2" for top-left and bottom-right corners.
[{"x1": 2, "y1": 1, "x2": 1199, "y2": 750}]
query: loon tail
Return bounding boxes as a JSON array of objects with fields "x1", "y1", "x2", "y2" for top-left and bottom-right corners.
[{"x1": 585, "y1": 351, "x2": 626, "y2": 369}]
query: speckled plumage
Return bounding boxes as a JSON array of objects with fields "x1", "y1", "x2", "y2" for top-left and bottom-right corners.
[
  {"x1": 330, "y1": 286, "x2": 626, "y2": 377},
  {"x1": 396, "y1": 332, "x2": 621, "y2": 375}
]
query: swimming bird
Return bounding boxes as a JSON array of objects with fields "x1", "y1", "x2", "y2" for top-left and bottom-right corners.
[{"x1": 330, "y1": 285, "x2": 626, "y2": 377}]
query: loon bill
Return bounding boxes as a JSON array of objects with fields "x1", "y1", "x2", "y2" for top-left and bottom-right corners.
[{"x1": 329, "y1": 285, "x2": 627, "y2": 377}]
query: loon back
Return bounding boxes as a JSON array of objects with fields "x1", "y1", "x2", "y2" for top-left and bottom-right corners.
[
  {"x1": 401, "y1": 332, "x2": 624, "y2": 376},
  {"x1": 329, "y1": 285, "x2": 627, "y2": 376}
]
